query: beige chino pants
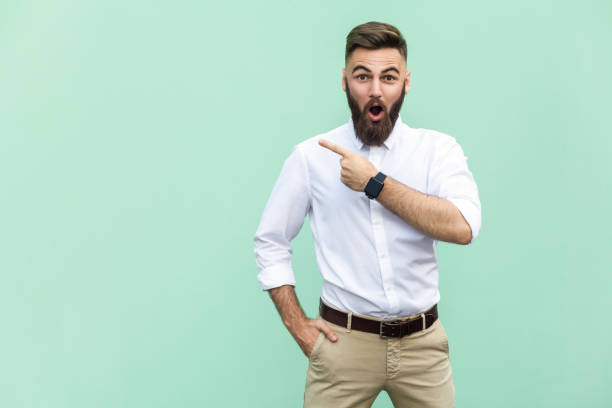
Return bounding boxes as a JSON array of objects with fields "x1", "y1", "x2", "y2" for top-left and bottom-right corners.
[{"x1": 304, "y1": 302, "x2": 455, "y2": 408}]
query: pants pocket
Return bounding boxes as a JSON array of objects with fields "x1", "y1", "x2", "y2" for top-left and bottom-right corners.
[{"x1": 308, "y1": 331, "x2": 325, "y2": 361}]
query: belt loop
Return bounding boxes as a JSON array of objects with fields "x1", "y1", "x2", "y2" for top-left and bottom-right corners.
[
  {"x1": 420, "y1": 312, "x2": 426, "y2": 330},
  {"x1": 346, "y1": 312, "x2": 352, "y2": 333}
]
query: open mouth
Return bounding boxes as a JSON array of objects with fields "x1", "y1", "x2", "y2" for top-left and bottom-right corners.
[{"x1": 368, "y1": 105, "x2": 384, "y2": 121}]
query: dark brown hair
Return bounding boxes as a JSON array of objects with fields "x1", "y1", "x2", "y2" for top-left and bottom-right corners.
[{"x1": 345, "y1": 22, "x2": 407, "y2": 63}]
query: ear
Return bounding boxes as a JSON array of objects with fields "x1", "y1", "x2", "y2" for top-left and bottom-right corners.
[
  {"x1": 341, "y1": 67, "x2": 346, "y2": 92},
  {"x1": 404, "y1": 69, "x2": 411, "y2": 94}
]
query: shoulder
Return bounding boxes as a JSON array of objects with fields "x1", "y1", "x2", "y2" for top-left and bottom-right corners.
[
  {"x1": 402, "y1": 125, "x2": 465, "y2": 159},
  {"x1": 411, "y1": 126, "x2": 458, "y2": 148}
]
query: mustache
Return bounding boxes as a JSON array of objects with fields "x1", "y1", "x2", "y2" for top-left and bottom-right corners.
[{"x1": 364, "y1": 98, "x2": 386, "y2": 114}]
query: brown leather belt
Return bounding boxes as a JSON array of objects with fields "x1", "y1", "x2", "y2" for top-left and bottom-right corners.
[{"x1": 319, "y1": 298, "x2": 438, "y2": 338}]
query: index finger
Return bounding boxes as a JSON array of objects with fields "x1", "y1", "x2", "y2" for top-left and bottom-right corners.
[{"x1": 318, "y1": 139, "x2": 352, "y2": 157}]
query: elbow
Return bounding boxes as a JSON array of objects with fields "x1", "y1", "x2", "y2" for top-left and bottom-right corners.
[{"x1": 456, "y1": 224, "x2": 473, "y2": 245}]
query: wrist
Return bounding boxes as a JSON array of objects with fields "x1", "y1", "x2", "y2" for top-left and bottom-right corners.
[
  {"x1": 362, "y1": 170, "x2": 379, "y2": 191},
  {"x1": 364, "y1": 171, "x2": 387, "y2": 199}
]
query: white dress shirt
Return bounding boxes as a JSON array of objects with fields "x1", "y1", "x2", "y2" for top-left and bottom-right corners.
[{"x1": 253, "y1": 115, "x2": 481, "y2": 318}]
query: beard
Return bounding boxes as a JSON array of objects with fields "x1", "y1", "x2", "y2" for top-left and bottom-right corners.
[{"x1": 345, "y1": 78, "x2": 405, "y2": 147}]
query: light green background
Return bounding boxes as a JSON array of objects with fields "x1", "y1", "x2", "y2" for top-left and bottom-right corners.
[{"x1": 1, "y1": 1, "x2": 610, "y2": 407}]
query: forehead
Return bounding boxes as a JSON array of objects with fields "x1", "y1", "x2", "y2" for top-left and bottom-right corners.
[{"x1": 346, "y1": 47, "x2": 405, "y2": 72}]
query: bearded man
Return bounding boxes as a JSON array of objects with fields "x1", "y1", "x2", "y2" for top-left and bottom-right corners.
[{"x1": 253, "y1": 21, "x2": 482, "y2": 408}]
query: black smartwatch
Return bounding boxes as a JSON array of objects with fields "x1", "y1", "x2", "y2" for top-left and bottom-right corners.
[{"x1": 364, "y1": 172, "x2": 387, "y2": 199}]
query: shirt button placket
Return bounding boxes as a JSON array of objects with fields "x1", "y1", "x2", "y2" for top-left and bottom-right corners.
[{"x1": 368, "y1": 146, "x2": 399, "y2": 314}]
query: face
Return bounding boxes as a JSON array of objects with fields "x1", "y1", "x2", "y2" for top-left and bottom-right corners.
[{"x1": 342, "y1": 47, "x2": 411, "y2": 146}]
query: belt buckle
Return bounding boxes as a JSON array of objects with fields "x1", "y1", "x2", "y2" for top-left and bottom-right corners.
[{"x1": 379, "y1": 318, "x2": 403, "y2": 338}]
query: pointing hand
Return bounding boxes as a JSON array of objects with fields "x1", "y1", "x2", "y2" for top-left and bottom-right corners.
[{"x1": 319, "y1": 139, "x2": 378, "y2": 192}]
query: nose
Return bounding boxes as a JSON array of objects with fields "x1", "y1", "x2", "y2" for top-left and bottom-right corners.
[{"x1": 369, "y1": 77, "x2": 382, "y2": 99}]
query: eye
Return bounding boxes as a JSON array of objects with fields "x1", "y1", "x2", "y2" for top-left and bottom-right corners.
[
  {"x1": 384, "y1": 75, "x2": 396, "y2": 81},
  {"x1": 357, "y1": 74, "x2": 368, "y2": 81}
]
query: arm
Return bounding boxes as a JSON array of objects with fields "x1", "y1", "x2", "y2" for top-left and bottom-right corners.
[
  {"x1": 253, "y1": 145, "x2": 337, "y2": 356},
  {"x1": 376, "y1": 176, "x2": 472, "y2": 244},
  {"x1": 318, "y1": 137, "x2": 481, "y2": 245}
]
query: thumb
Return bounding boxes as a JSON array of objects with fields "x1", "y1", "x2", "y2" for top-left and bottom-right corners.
[{"x1": 316, "y1": 320, "x2": 338, "y2": 342}]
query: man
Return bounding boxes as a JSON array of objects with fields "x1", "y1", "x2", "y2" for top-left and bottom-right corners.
[{"x1": 253, "y1": 21, "x2": 481, "y2": 408}]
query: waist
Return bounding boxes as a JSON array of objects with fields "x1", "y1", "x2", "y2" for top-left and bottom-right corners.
[{"x1": 320, "y1": 284, "x2": 440, "y2": 318}]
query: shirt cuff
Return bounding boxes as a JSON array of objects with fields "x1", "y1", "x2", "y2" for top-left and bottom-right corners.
[
  {"x1": 447, "y1": 197, "x2": 481, "y2": 244},
  {"x1": 257, "y1": 263, "x2": 296, "y2": 291}
]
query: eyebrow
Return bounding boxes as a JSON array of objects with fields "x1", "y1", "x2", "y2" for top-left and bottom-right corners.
[{"x1": 352, "y1": 65, "x2": 400, "y2": 75}]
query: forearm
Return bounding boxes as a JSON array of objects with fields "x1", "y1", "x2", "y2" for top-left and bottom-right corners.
[
  {"x1": 376, "y1": 176, "x2": 472, "y2": 244},
  {"x1": 268, "y1": 285, "x2": 308, "y2": 334}
]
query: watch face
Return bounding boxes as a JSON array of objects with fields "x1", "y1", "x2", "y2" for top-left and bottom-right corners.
[{"x1": 365, "y1": 177, "x2": 383, "y2": 199}]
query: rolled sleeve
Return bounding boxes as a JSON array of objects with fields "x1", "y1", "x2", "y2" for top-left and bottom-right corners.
[
  {"x1": 257, "y1": 264, "x2": 296, "y2": 291},
  {"x1": 428, "y1": 137, "x2": 482, "y2": 244},
  {"x1": 253, "y1": 144, "x2": 311, "y2": 290}
]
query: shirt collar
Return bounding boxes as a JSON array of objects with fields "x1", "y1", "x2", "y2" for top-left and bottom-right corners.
[{"x1": 348, "y1": 114, "x2": 403, "y2": 151}]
